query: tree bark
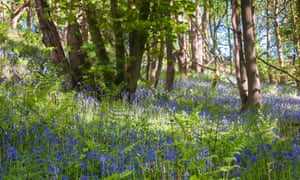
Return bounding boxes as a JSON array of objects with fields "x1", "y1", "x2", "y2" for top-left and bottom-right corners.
[
  {"x1": 154, "y1": 39, "x2": 164, "y2": 88},
  {"x1": 85, "y1": 3, "x2": 113, "y2": 89},
  {"x1": 110, "y1": 0, "x2": 126, "y2": 86},
  {"x1": 85, "y1": 4, "x2": 109, "y2": 65},
  {"x1": 165, "y1": 36, "x2": 176, "y2": 91},
  {"x1": 226, "y1": 0, "x2": 233, "y2": 74},
  {"x1": 266, "y1": 0, "x2": 275, "y2": 83},
  {"x1": 26, "y1": 0, "x2": 34, "y2": 31},
  {"x1": 77, "y1": 1, "x2": 88, "y2": 42},
  {"x1": 232, "y1": 0, "x2": 248, "y2": 111},
  {"x1": 293, "y1": 0, "x2": 300, "y2": 89},
  {"x1": 177, "y1": 33, "x2": 189, "y2": 75},
  {"x1": 191, "y1": 5, "x2": 203, "y2": 73},
  {"x1": 125, "y1": 1, "x2": 150, "y2": 94},
  {"x1": 241, "y1": 0, "x2": 262, "y2": 110},
  {"x1": 35, "y1": 0, "x2": 67, "y2": 66},
  {"x1": 67, "y1": 18, "x2": 90, "y2": 87},
  {"x1": 274, "y1": 0, "x2": 284, "y2": 67}
]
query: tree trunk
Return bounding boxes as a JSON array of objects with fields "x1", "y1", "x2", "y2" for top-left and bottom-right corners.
[
  {"x1": 154, "y1": 39, "x2": 164, "y2": 88},
  {"x1": 266, "y1": 0, "x2": 275, "y2": 83},
  {"x1": 77, "y1": 1, "x2": 88, "y2": 42},
  {"x1": 298, "y1": 0, "x2": 300, "y2": 89},
  {"x1": 232, "y1": 0, "x2": 248, "y2": 111},
  {"x1": 202, "y1": 2, "x2": 209, "y2": 66},
  {"x1": 35, "y1": 0, "x2": 67, "y2": 65},
  {"x1": 292, "y1": 0, "x2": 300, "y2": 89},
  {"x1": 85, "y1": 4, "x2": 109, "y2": 65},
  {"x1": 241, "y1": 0, "x2": 262, "y2": 110},
  {"x1": 176, "y1": 12, "x2": 189, "y2": 75},
  {"x1": 177, "y1": 33, "x2": 189, "y2": 75},
  {"x1": 85, "y1": 3, "x2": 113, "y2": 88},
  {"x1": 110, "y1": 0, "x2": 126, "y2": 86},
  {"x1": 26, "y1": 0, "x2": 34, "y2": 31},
  {"x1": 191, "y1": 5, "x2": 203, "y2": 73},
  {"x1": 125, "y1": 1, "x2": 150, "y2": 95},
  {"x1": 67, "y1": 19, "x2": 90, "y2": 87},
  {"x1": 226, "y1": 0, "x2": 233, "y2": 74},
  {"x1": 274, "y1": 0, "x2": 284, "y2": 67},
  {"x1": 165, "y1": 36, "x2": 176, "y2": 91}
]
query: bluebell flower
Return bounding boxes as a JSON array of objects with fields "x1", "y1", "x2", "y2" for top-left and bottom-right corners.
[
  {"x1": 73, "y1": 114, "x2": 79, "y2": 121},
  {"x1": 183, "y1": 171, "x2": 190, "y2": 179},
  {"x1": 62, "y1": 175, "x2": 69, "y2": 180},
  {"x1": 0, "y1": 165, "x2": 2, "y2": 179},
  {"x1": 80, "y1": 162, "x2": 87, "y2": 170},
  {"x1": 81, "y1": 175, "x2": 88, "y2": 180},
  {"x1": 6, "y1": 144, "x2": 18, "y2": 160},
  {"x1": 55, "y1": 153, "x2": 64, "y2": 162},
  {"x1": 48, "y1": 163, "x2": 59, "y2": 179}
]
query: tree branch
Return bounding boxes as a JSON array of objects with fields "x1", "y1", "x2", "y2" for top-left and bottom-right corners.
[{"x1": 257, "y1": 56, "x2": 300, "y2": 83}]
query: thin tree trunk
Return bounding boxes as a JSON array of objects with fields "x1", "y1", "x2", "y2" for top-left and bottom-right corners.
[
  {"x1": 177, "y1": 33, "x2": 189, "y2": 75},
  {"x1": 202, "y1": 2, "x2": 209, "y2": 66},
  {"x1": 241, "y1": 0, "x2": 262, "y2": 110},
  {"x1": 274, "y1": 0, "x2": 284, "y2": 67},
  {"x1": 165, "y1": 36, "x2": 176, "y2": 91},
  {"x1": 26, "y1": 0, "x2": 33, "y2": 31},
  {"x1": 226, "y1": 0, "x2": 233, "y2": 74},
  {"x1": 111, "y1": 0, "x2": 126, "y2": 86},
  {"x1": 298, "y1": 0, "x2": 300, "y2": 89},
  {"x1": 266, "y1": 0, "x2": 275, "y2": 83},
  {"x1": 149, "y1": 37, "x2": 159, "y2": 88},
  {"x1": 154, "y1": 39, "x2": 164, "y2": 88},
  {"x1": 191, "y1": 5, "x2": 203, "y2": 73},
  {"x1": 291, "y1": 0, "x2": 300, "y2": 89},
  {"x1": 232, "y1": 0, "x2": 248, "y2": 111}
]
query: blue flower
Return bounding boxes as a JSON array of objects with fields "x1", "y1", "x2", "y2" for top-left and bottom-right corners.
[
  {"x1": 48, "y1": 163, "x2": 59, "y2": 179},
  {"x1": 6, "y1": 144, "x2": 18, "y2": 160},
  {"x1": 81, "y1": 175, "x2": 88, "y2": 180},
  {"x1": 80, "y1": 162, "x2": 87, "y2": 170}
]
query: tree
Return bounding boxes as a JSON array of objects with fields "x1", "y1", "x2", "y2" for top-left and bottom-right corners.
[
  {"x1": 190, "y1": 4, "x2": 203, "y2": 73},
  {"x1": 273, "y1": 0, "x2": 284, "y2": 68},
  {"x1": 164, "y1": 0, "x2": 176, "y2": 91},
  {"x1": 110, "y1": 0, "x2": 126, "y2": 86},
  {"x1": 241, "y1": 0, "x2": 262, "y2": 110},
  {"x1": 232, "y1": 0, "x2": 248, "y2": 111},
  {"x1": 35, "y1": 0, "x2": 66, "y2": 65},
  {"x1": 125, "y1": 0, "x2": 150, "y2": 95}
]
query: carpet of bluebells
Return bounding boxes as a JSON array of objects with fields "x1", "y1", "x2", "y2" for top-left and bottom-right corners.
[{"x1": 1, "y1": 50, "x2": 300, "y2": 179}]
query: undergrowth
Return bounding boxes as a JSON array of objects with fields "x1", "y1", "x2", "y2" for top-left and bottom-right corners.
[{"x1": 1, "y1": 29, "x2": 300, "y2": 180}]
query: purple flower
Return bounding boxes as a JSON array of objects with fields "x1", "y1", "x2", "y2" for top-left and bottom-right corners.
[
  {"x1": 48, "y1": 163, "x2": 59, "y2": 179},
  {"x1": 73, "y1": 114, "x2": 79, "y2": 121},
  {"x1": 62, "y1": 175, "x2": 69, "y2": 180},
  {"x1": 6, "y1": 145, "x2": 18, "y2": 160},
  {"x1": 81, "y1": 175, "x2": 88, "y2": 180}
]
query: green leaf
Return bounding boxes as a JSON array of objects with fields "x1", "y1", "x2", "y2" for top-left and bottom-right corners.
[{"x1": 80, "y1": 154, "x2": 86, "y2": 160}]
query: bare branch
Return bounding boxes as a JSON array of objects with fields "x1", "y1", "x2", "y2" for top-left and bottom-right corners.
[{"x1": 257, "y1": 56, "x2": 300, "y2": 83}]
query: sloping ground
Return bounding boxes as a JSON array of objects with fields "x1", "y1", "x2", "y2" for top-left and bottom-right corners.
[{"x1": 1, "y1": 67, "x2": 300, "y2": 179}]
